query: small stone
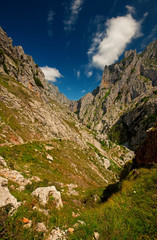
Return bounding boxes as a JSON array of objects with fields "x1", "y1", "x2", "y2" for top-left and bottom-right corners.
[
  {"x1": 17, "y1": 186, "x2": 25, "y2": 191},
  {"x1": 94, "y1": 232, "x2": 99, "y2": 240},
  {"x1": 36, "y1": 222, "x2": 47, "y2": 232},
  {"x1": 73, "y1": 220, "x2": 86, "y2": 228},
  {"x1": 78, "y1": 220, "x2": 86, "y2": 226},
  {"x1": 72, "y1": 212, "x2": 80, "y2": 218},
  {"x1": 46, "y1": 154, "x2": 53, "y2": 161},
  {"x1": 0, "y1": 156, "x2": 7, "y2": 167},
  {"x1": 68, "y1": 228, "x2": 75, "y2": 234},
  {"x1": 45, "y1": 146, "x2": 54, "y2": 150},
  {"x1": 23, "y1": 220, "x2": 32, "y2": 229},
  {"x1": 23, "y1": 217, "x2": 29, "y2": 224}
]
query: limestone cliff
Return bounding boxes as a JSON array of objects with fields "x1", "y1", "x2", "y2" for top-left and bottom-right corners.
[
  {"x1": 76, "y1": 41, "x2": 157, "y2": 149},
  {"x1": 0, "y1": 26, "x2": 72, "y2": 106}
]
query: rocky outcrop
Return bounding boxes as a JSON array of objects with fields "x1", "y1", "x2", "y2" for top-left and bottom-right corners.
[
  {"x1": 31, "y1": 186, "x2": 63, "y2": 209},
  {"x1": 0, "y1": 26, "x2": 71, "y2": 107},
  {"x1": 0, "y1": 176, "x2": 21, "y2": 210},
  {"x1": 76, "y1": 41, "x2": 157, "y2": 149}
]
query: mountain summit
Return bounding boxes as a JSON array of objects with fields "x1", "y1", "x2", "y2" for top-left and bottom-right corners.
[{"x1": 76, "y1": 41, "x2": 157, "y2": 149}]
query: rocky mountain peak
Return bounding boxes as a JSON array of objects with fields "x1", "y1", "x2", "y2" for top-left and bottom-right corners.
[{"x1": 75, "y1": 41, "x2": 157, "y2": 149}]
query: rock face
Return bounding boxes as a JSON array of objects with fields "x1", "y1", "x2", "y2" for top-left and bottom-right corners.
[
  {"x1": 135, "y1": 125, "x2": 157, "y2": 165},
  {"x1": 31, "y1": 186, "x2": 63, "y2": 209},
  {"x1": 0, "y1": 176, "x2": 21, "y2": 210},
  {"x1": 76, "y1": 41, "x2": 157, "y2": 149}
]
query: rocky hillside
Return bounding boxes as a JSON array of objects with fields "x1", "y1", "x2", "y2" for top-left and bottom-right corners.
[
  {"x1": 76, "y1": 41, "x2": 157, "y2": 149},
  {"x1": 0, "y1": 27, "x2": 156, "y2": 240},
  {"x1": 0, "y1": 26, "x2": 72, "y2": 107}
]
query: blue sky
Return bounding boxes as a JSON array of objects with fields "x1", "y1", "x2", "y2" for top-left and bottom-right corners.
[{"x1": 0, "y1": 0, "x2": 157, "y2": 100}]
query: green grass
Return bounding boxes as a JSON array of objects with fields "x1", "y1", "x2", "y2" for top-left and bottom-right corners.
[
  {"x1": 0, "y1": 140, "x2": 156, "y2": 240},
  {"x1": 69, "y1": 166, "x2": 157, "y2": 240},
  {"x1": 101, "y1": 89, "x2": 111, "y2": 101},
  {"x1": 3, "y1": 63, "x2": 9, "y2": 74}
]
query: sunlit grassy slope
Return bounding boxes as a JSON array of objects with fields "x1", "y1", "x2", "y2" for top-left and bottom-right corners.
[{"x1": 69, "y1": 167, "x2": 157, "y2": 240}]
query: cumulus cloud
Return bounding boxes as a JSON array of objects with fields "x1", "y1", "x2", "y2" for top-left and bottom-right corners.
[
  {"x1": 64, "y1": 0, "x2": 84, "y2": 31},
  {"x1": 88, "y1": 6, "x2": 142, "y2": 69},
  {"x1": 40, "y1": 66, "x2": 63, "y2": 82}
]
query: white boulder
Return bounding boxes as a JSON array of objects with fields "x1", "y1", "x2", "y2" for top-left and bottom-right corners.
[
  {"x1": 0, "y1": 176, "x2": 21, "y2": 210},
  {"x1": 31, "y1": 186, "x2": 63, "y2": 209}
]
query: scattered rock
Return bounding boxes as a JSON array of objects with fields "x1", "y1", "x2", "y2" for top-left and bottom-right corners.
[
  {"x1": 66, "y1": 183, "x2": 79, "y2": 196},
  {"x1": 17, "y1": 186, "x2": 25, "y2": 191},
  {"x1": 78, "y1": 220, "x2": 86, "y2": 225},
  {"x1": 94, "y1": 232, "x2": 100, "y2": 240},
  {"x1": 0, "y1": 156, "x2": 7, "y2": 167},
  {"x1": 0, "y1": 168, "x2": 31, "y2": 186},
  {"x1": 23, "y1": 217, "x2": 29, "y2": 224},
  {"x1": 45, "y1": 145, "x2": 54, "y2": 150},
  {"x1": 23, "y1": 220, "x2": 32, "y2": 229},
  {"x1": 29, "y1": 176, "x2": 41, "y2": 182},
  {"x1": 72, "y1": 212, "x2": 80, "y2": 218},
  {"x1": 46, "y1": 154, "x2": 53, "y2": 161},
  {"x1": 68, "y1": 228, "x2": 75, "y2": 234},
  {"x1": 46, "y1": 227, "x2": 67, "y2": 240},
  {"x1": 73, "y1": 220, "x2": 86, "y2": 228},
  {"x1": 93, "y1": 194, "x2": 100, "y2": 203},
  {"x1": 31, "y1": 186, "x2": 63, "y2": 209},
  {"x1": 36, "y1": 222, "x2": 47, "y2": 232},
  {"x1": 0, "y1": 176, "x2": 21, "y2": 211}
]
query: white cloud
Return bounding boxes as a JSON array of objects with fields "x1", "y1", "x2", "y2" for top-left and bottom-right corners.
[
  {"x1": 77, "y1": 70, "x2": 80, "y2": 79},
  {"x1": 64, "y1": 0, "x2": 84, "y2": 31},
  {"x1": 87, "y1": 71, "x2": 93, "y2": 77},
  {"x1": 40, "y1": 66, "x2": 63, "y2": 82},
  {"x1": 81, "y1": 90, "x2": 85, "y2": 93},
  {"x1": 48, "y1": 10, "x2": 55, "y2": 24},
  {"x1": 88, "y1": 6, "x2": 142, "y2": 69}
]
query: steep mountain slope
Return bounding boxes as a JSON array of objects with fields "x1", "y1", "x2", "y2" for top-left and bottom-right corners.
[
  {"x1": 0, "y1": 27, "x2": 156, "y2": 240},
  {"x1": 0, "y1": 26, "x2": 72, "y2": 107},
  {"x1": 76, "y1": 41, "x2": 157, "y2": 149}
]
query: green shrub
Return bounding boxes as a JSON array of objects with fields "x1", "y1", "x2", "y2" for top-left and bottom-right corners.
[
  {"x1": 3, "y1": 63, "x2": 9, "y2": 74},
  {"x1": 131, "y1": 68, "x2": 135, "y2": 73},
  {"x1": 33, "y1": 75, "x2": 44, "y2": 88},
  {"x1": 115, "y1": 92, "x2": 122, "y2": 101},
  {"x1": 0, "y1": 48, "x2": 4, "y2": 57},
  {"x1": 101, "y1": 89, "x2": 111, "y2": 101},
  {"x1": 141, "y1": 96, "x2": 149, "y2": 103}
]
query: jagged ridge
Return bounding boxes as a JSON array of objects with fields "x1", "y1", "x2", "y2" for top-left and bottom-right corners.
[{"x1": 76, "y1": 41, "x2": 157, "y2": 149}]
